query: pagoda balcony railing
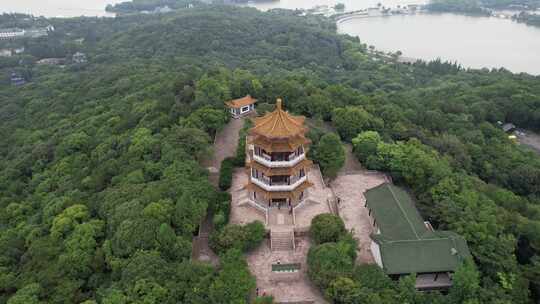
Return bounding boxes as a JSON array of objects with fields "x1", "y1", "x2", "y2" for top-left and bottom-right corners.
[
  {"x1": 251, "y1": 175, "x2": 307, "y2": 192},
  {"x1": 253, "y1": 152, "x2": 305, "y2": 168}
]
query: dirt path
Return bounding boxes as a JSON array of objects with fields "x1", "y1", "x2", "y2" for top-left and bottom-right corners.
[
  {"x1": 193, "y1": 117, "x2": 246, "y2": 265},
  {"x1": 518, "y1": 129, "x2": 540, "y2": 155},
  {"x1": 340, "y1": 144, "x2": 364, "y2": 174}
]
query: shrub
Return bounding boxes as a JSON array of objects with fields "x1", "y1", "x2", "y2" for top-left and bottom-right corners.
[
  {"x1": 243, "y1": 220, "x2": 266, "y2": 250},
  {"x1": 213, "y1": 211, "x2": 226, "y2": 231},
  {"x1": 210, "y1": 221, "x2": 266, "y2": 254},
  {"x1": 310, "y1": 214, "x2": 346, "y2": 245},
  {"x1": 253, "y1": 295, "x2": 274, "y2": 304},
  {"x1": 218, "y1": 157, "x2": 235, "y2": 190},
  {"x1": 210, "y1": 191, "x2": 231, "y2": 231},
  {"x1": 233, "y1": 120, "x2": 252, "y2": 167}
]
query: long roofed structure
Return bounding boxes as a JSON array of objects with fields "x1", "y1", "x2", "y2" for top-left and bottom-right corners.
[{"x1": 365, "y1": 183, "x2": 471, "y2": 284}]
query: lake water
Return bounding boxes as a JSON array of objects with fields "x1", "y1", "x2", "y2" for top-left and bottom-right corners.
[
  {"x1": 247, "y1": 0, "x2": 540, "y2": 75},
  {"x1": 337, "y1": 13, "x2": 540, "y2": 74},
  {"x1": 0, "y1": 0, "x2": 123, "y2": 17}
]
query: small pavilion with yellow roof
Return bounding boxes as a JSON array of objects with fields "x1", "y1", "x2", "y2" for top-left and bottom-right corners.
[
  {"x1": 245, "y1": 98, "x2": 313, "y2": 210},
  {"x1": 225, "y1": 95, "x2": 257, "y2": 118}
]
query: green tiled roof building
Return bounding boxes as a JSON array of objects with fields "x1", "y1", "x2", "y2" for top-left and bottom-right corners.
[{"x1": 365, "y1": 183, "x2": 471, "y2": 290}]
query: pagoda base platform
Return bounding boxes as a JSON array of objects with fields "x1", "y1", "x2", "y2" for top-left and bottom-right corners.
[{"x1": 229, "y1": 168, "x2": 334, "y2": 231}]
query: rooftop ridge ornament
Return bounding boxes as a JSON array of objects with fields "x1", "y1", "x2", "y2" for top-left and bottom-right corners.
[{"x1": 250, "y1": 98, "x2": 307, "y2": 139}]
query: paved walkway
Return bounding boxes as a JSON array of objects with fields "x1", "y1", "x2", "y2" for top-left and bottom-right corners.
[
  {"x1": 330, "y1": 142, "x2": 388, "y2": 264},
  {"x1": 202, "y1": 117, "x2": 245, "y2": 184},
  {"x1": 193, "y1": 117, "x2": 246, "y2": 265},
  {"x1": 246, "y1": 237, "x2": 327, "y2": 303},
  {"x1": 330, "y1": 173, "x2": 387, "y2": 264}
]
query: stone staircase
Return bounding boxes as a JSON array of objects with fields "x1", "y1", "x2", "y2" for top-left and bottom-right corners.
[
  {"x1": 236, "y1": 190, "x2": 251, "y2": 206},
  {"x1": 268, "y1": 208, "x2": 293, "y2": 226},
  {"x1": 270, "y1": 229, "x2": 295, "y2": 251}
]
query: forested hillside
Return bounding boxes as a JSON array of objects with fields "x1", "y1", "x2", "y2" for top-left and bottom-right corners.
[{"x1": 1, "y1": 6, "x2": 540, "y2": 304}]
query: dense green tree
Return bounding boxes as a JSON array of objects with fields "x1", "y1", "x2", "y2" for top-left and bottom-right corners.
[
  {"x1": 351, "y1": 264, "x2": 395, "y2": 291},
  {"x1": 449, "y1": 259, "x2": 481, "y2": 304},
  {"x1": 209, "y1": 249, "x2": 256, "y2": 304},
  {"x1": 310, "y1": 213, "x2": 346, "y2": 245},
  {"x1": 181, "y1": 107, "x2": 228, "y2": 137},
  {"x1": 332, "y1": 107, "x2": 383, "y2": 141},
  {"x1": 7, "y1": 283, "x2": 42, "y2": 304},
  {"x1": 210, "y1": 221, "x2": 265, "y2": 254},
  {"x1": 352, "y1": 131, "x2": 382, "y2": 164},
  {"x1": 325, "y1": 277, "x2": 365, "y2": 304},
  {"x1": 307, "y1": 241, "x2": 356, "y2": 290},
  {"x1": 1, "y1": 5, "x2": 540, "y2": 304}
]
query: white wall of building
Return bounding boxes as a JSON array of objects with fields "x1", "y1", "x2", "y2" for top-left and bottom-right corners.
[{"x1": 371, "y1": 241, "x2": 384, "y2": 269}]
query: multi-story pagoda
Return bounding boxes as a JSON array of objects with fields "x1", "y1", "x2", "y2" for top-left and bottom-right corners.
[{"x1": 246, "y1": 99, "x2": 313, "y2": 210}]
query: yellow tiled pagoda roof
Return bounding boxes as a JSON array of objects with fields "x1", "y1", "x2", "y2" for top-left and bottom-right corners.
[{"x1": 250, "y1": 99, "x2": 307, "y2": 139}]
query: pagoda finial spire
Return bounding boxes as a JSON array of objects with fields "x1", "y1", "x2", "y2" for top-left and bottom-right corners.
[{"x1": 276, "y1": 98, "x2": 283, "y2": 110}]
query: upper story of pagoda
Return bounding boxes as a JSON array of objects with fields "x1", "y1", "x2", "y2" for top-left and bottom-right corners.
[{"x1": 248, "y1": 99, "x2": 311, "y2": 166}]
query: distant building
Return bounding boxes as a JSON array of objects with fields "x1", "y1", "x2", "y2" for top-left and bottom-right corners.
[
  {"x1": 366, "y1": 183, "x2": 471, "y2": 291},
  {"x1": 36, "y1": 58, "x2": 65, "y2": 66},
  {"x1": 25, "y1": 28, "x2": 48, "y2": 38},
  {"x1": 72, "y1": 52, "x2": 88, "y2": 64},
  {"x1": 14, "y1": 47, "x2": 25, "y2": 54},
  {"x1": 367, "y1": 7, "x2": 383, "y2": 16},
  {"x1": 502, "y1": 123, "x2": 516, "y2": 133},
  {"x1": 154, "y1": 5, "x2": 173, "y2": 13},
  {"x1": 397, "y1": 56, "x2": 417, "y2": 65},
  {"x1": 0, "y1": 47, "x2": 25, "y2": 57},
  {"x1": 0, "y1": 49, "x2": 12, "y2": 57},
  {"x1": 10, "y1": 72, "x2": 26, "y2": 86},
  {"x1": 225, "y1": 95, "x2": 257, "y2": 118},
  {"x1": 0, "y1": 28, "x2": 25, "y2": 40}
]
